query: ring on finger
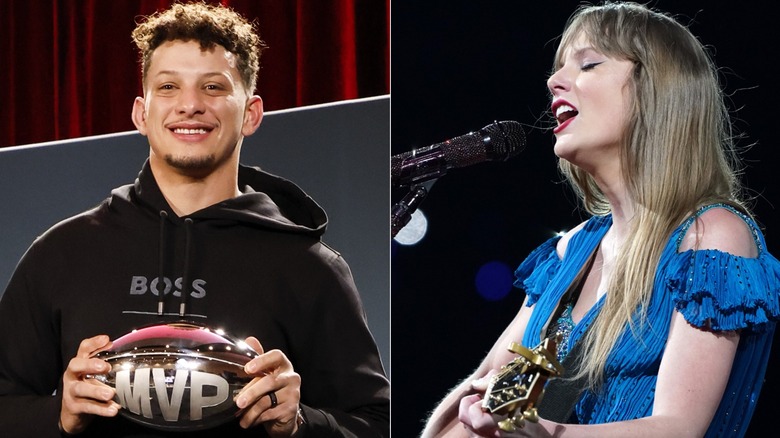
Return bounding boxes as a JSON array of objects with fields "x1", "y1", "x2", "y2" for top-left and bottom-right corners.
[{"x1": 267, "y1": 391, "x2": 278, "y2": 408}]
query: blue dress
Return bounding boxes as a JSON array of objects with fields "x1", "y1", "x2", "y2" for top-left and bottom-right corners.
[{"x1": 514, "y1": 205, "x2": 780, "y2": 437}]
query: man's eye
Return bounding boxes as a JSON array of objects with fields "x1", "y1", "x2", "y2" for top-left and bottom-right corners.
[
  {"x1": 205, "y1": 84, "x2": 223, "y2": 90},
  {"x1": 159, "y1": 84, "x2": 175, "y2": 90}
]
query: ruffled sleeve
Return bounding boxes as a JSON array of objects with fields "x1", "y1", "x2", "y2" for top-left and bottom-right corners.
[
  {"x1": 666, "y1": 249, "x2": 780, "y2": 332},
  {"x1": 513, "y1": 237, "x2": 562, "y2": 306}
]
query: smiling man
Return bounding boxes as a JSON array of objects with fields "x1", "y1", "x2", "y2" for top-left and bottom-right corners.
[
  {"x1": 0, "y1": 3, "x2": 389, "y2": 437},
  {"x1": 132, "y1": 37, "x2": 264, "y2": 216}
]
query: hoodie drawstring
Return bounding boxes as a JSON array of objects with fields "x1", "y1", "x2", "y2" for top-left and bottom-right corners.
[
  {"x1": 158, "y1": 211, "x2": 168, "y2": 316},
  {"x1": 180, "y1": 218, "x2": 193, "y2": 317},
  {"x1": 157, "y1": 211, "x2": 195, "y2": 318}
]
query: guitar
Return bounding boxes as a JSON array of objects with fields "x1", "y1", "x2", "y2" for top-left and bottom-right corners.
[{"x1": 481, "y1": 336, "x2": 564, "y2": 432}]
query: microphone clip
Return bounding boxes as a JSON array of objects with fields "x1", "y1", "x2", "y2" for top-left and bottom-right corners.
[{"x1": 391, "y1": 179, "x2": 436, "y2": 238}]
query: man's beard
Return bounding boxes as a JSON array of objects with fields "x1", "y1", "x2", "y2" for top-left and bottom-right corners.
[{"x1": 164, "y1": 154, "x2": 217, "y2": 177}]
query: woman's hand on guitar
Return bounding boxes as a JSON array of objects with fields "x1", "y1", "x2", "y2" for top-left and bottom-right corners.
[
  {"x1": 459, "y1": 393, "x2": 501, "y2": 437},
  {"x1": 458, "y1": 395, "x2": 556, "y2": 438},
  {"x1": 457, "y1": 373, "x2": 504, "y2": 437},
  {"x1": 458, "y1": 375, "x2": 557, "y2": 438}
]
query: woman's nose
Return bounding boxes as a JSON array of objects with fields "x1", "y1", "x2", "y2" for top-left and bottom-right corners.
[{"x1": 546, "y1": 68, "x2": 570, "y2": 96}]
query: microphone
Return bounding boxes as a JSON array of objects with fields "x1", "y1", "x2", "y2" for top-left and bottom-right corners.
[{"x1": 391, "y1": 120, "x2": 525, "y2": 187}]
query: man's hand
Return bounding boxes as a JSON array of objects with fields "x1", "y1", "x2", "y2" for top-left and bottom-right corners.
[
  {"x1": 59, "y1": 335, "x2": 120, "y2": 434},
  {"x1": 235, "y1": 336, "x2": 302, "y2": 437}
]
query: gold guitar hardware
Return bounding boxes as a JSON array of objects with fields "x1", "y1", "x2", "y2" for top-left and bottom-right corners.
[{"x1": 481, "y1": 336, "x2": 564, "y2": 432}]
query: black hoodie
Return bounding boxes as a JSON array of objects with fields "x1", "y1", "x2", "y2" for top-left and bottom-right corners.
[{"x1": 0, "y1": 160, "x2": 389, "y2": 437}]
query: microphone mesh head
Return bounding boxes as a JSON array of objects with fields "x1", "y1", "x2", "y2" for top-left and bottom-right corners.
[
  {"x1": 442, "y1": 120, "x2": 525, "y2": 168},
  {"x1": 482, "y1": 120, "x2": 526, "y2": 161}
]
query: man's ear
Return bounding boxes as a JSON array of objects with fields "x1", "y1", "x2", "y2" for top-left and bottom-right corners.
[
  {"x1": 242, "y1": 96, "x2": 264, "y2": 137},
  {"x1": 131, "y1": 97, "x2": 148, "y2": 136}
]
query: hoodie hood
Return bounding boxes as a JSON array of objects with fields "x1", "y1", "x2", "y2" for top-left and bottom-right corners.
[
  {"x1": 105, "y1": 159, "x2": 329, "y2": 317},
  {"x1": 109, "y1": 159, "x2": 328, "y2": 237}
]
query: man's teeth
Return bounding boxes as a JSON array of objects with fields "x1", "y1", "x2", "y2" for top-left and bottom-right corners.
[
  {"x1": 173, "y1": 128, "x2": 208, "y2": 134},
  {"x1": 555, "y1": 104, "x2": 576, "y2": 118}
]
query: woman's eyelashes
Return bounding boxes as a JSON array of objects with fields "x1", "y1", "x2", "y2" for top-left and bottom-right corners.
[{"x1": 581, "y1": 61, "x2": 604, "y2": 71}]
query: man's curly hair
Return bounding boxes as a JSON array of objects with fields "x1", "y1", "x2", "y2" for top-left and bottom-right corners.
[{"x1": 132, "y1": 2, "x2": 266, "y2": 93}]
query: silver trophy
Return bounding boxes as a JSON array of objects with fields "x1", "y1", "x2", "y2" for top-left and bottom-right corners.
[{"x1": 94, "y1": 321, "x2": 259, "y2": 431}]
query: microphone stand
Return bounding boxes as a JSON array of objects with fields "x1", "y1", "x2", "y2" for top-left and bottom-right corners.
[{"x1": 391, "y1": 179, "x2": 437, "y2": 238}]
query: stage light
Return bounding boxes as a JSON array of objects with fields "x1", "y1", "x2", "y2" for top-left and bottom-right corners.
[
  {"x1": 393, "y1": 209, "x2": 428, "y2": 246},
  {"x1": 475, "y1": 261, "x2": 513, "y2": 301}
]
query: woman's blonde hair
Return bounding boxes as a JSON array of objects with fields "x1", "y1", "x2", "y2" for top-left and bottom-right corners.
[{"x1": 554, "y1": 2, "x2": 746, "y2": 387}]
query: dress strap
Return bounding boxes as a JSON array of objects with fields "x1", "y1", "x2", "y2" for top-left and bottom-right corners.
[{"x1": 674, "y1": 203, "x2": 765, "y2": 253}]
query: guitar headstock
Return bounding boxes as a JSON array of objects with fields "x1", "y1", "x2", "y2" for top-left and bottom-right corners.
[{"x1": 481, "y1": 336, "x2": 564, "y2": 431}]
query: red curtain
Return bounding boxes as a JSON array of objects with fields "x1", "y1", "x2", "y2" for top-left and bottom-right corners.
[{"x1": 0, "y1": 0, "x2": 389, "y2": 148}]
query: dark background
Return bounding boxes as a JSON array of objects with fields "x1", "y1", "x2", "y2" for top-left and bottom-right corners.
[{"x1": 390, "y1": 1, "x2": 779, "y2": 436}]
